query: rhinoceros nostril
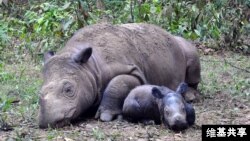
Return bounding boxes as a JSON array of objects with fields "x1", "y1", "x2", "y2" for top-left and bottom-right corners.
[
  {"x1": 53, "y1": 118, "x2": 70, "y2": 128},
  {"x1": 175, "y1": 116, "x2": 181, "y2": 122},
  {"x1": 171, "y1": 121, "x2": 188, "y2": 132}
]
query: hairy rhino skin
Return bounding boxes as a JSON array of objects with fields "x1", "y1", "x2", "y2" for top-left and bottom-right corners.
[{"x1": 38, "y1": 23, "x2": 201, "y2": 128}]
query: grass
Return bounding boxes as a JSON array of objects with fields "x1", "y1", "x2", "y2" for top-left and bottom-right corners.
[
  {"x1": 0, "y1": 61, "x2": 41, "y2": 134},
  {"x1": 0, "y1": 51, "x2": 249, "y2": 140},
  {"x1": 200, "y1": 52, "x2": 250, "y2": 99}
]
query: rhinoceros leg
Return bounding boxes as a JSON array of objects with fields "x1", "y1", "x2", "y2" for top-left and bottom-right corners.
[
  {"x1": 184, "y1": 59, "x2": 201, "y2": 102},
  {"x1": 95, "y1": 74, "x2": 141, "y2": 121}
]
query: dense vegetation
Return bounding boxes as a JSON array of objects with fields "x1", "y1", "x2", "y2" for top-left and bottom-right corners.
[
  {"x1": 0, "y1": 0, "x2": 249, "y2": 62},
  {"x1": 0, "y1": 0, "x2": 249, "y2": 140}
]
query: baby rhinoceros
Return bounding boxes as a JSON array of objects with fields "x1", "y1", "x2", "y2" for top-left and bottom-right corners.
[{"x1": 122, "y1": 83, "x2": 195, "y2": 132}]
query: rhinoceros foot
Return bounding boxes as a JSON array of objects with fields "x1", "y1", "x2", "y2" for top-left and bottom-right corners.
[
  {"x1": 95, "y1": 107, "x2": 121, "y2": 122},
  {"x1": 95, "y1": 107, "x2": 115, "y2": 121},
  {"x1": 100, "y1": 112, "x2": 113, "y2": 121}
]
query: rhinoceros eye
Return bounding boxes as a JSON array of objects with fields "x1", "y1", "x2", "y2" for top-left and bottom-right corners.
[
  {"x1": 182, "y1": 105, "x2": 185, "y2": 113},
  {"x1": 62, "y1": 82, "x2": 75, "y2": 97},
  {"x1": 164, "y1": 107, "x2": 169, "y2": 116}
]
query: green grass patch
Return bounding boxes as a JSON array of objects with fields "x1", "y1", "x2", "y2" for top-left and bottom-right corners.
[
  {"x1": 0, "y1": 61, "x2": 42, "y2": 132},
  {"x1": 200, "y1": 52, "x2": 250, "y2": 99}
]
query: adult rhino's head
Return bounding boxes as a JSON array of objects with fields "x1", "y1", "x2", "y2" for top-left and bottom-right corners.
[
  {"x1": 152, "y1": 83, "x2": 195, "y2": 132},
  {"x1": 38, "y1": 45, "x2": 97, "y2": 128}
]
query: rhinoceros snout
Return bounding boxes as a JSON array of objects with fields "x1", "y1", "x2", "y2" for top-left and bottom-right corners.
[
  {"x1": 38, "y1": 108, "x2": 68, "y2": 128},
  {"x1": 38, "y1": 97, "x2": 64, "y2": 128},
  {"x1": 38, "y1": 96, "x2": 77, "y2": 128},
  {"x1": 169, "y1": 117, "x2": 188, "y2": 132},
  {"x1": 170, "y1": 121, "x2": 188, "y2": 132},
  {"x1": 38, "y1": 117, "x2": 70, "y2": 128},
  {"x1": 38, "y1": 118, "x2": 51, "y2": 129}
]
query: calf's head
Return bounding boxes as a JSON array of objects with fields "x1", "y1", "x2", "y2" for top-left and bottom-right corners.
[
  {"x1": 152, "y1": 83, "x2": 195, "y2": 132},
  {"x1": 39, "y1": 46, "x2": 97, "y2": 128}
]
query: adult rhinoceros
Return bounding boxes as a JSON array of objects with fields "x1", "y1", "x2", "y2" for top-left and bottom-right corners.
[{"x1": 38, "y1": 23, "x2": 201, "y2": 128}]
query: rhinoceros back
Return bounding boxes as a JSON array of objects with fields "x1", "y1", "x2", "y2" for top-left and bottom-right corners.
[{"x1": 62, "y1": 23, "x2": 187, "y2": 89}]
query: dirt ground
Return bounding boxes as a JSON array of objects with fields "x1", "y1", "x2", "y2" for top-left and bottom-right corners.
[
  {"x1": 1, "y1": 88, "x2": 249, "y2": 141},
  {"x1": 0, "y1": 52, "x2": 249, "y2": 141}
]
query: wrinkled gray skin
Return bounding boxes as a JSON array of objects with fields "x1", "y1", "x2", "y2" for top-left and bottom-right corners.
[
  {"x1": 122, "y1": 83, "x2": 195, "y2": 132},
  {"x1": 38, "y1": 23, "x2": 201, "y2": 128}
]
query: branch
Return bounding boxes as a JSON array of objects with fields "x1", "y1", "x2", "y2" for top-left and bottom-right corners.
[
  {"x1": 130, "y1": 0, "x2": 134, "y2": 23},
  {"x1": 76, "y1": 0, "x2": 89, "y2": 28},
  {"x1": 200, "y1": 58, "x2": 250, "y2": 73},
  {"x1": 96, "y1": 0, "x2": 105, "y2": 10},
  {"x1": 96, "y1": 0, "x2": 108, "y2": 22},
  {"x1": 223, "y1": 59, "x2": 250, "y2": 73},
  {"x1": 86, "y1": 0, "x2": 92, "y2": 12}
]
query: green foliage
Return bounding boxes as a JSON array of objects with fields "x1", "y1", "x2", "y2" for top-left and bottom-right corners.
[
  {"x1": 0, "y1": 0, "x2": 249, "y2": 61},
  {"x1": 123, "y1": 0, "x2": 249, "y2": 52},
  {"x1": 0, "y1": 63, "x2": 14, "y2": 82},
  {"x1": 0, "y1": 23, "x2": 10, "y2": 51},
  {"x1": 0, "y1": 1, "x2": 79, "y2": 61}
]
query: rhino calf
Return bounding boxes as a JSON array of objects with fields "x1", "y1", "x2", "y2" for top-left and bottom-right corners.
[{"x1": 122, "y1": 83, "x2": 195, "y2": 132}]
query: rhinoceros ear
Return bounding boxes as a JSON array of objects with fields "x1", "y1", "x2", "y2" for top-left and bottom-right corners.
[
  {"x1": 73, "y1": 47, "x2": 92, "y2": 64},
  {"x1": 176, "y1": 82, "x2": 188, "y2": 95},
  {"x1": 185, "y1": 103, "x2": 195, "y2": 126},
  {"x1": 152, "y1": 87, "x2": 164, "y2": 99},
  {"x1": 44, "y1": 51, "x2": 55, "y2": 62}
]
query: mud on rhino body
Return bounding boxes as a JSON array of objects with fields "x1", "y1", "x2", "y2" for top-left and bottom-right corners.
[
  {"x1": 122, "y1": 83, "x2": 195, "y2": 132},
  {"x1": 38, "y1": 23, "x2": 201, "y2": 128}
]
